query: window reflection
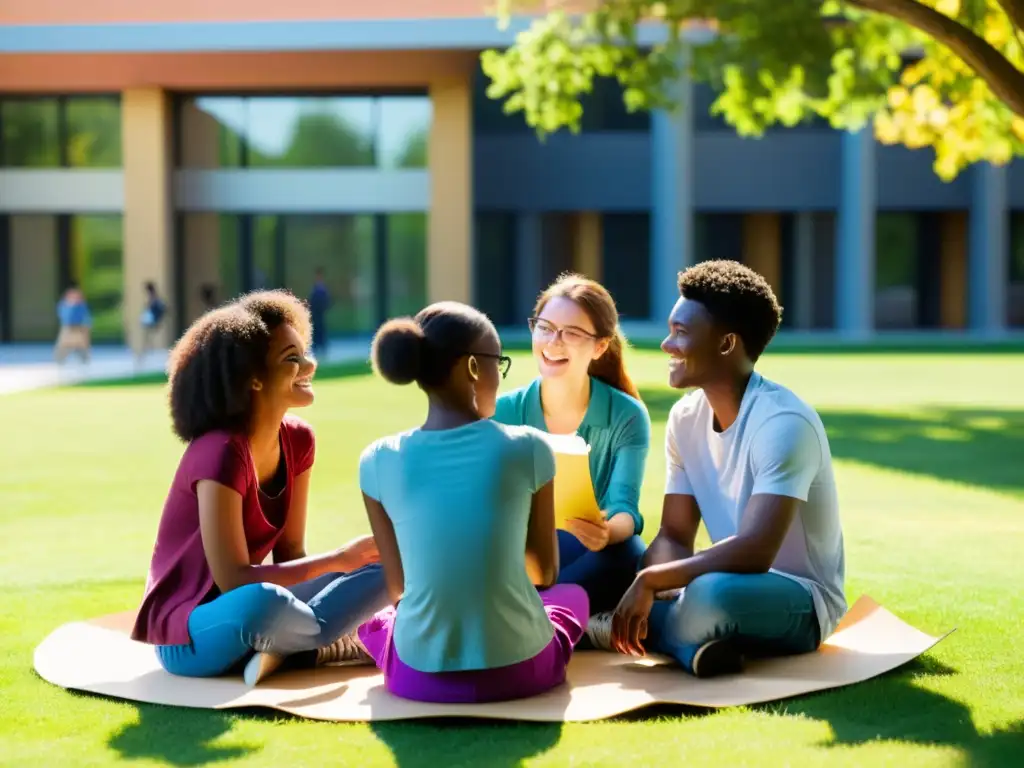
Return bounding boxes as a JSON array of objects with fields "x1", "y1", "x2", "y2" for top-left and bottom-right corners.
[
  {"x1": 474, "y1": 212, "x2": 518, "y2": 325},
  {"x1": 875, "y1": 212, "x2": 920, "y2": 330},
  {"x1": 65, "y1": 97, "x2": 122, "y2": 167},
  {"x1": 1010, "y1": 212, "x2": 1024, "y2": 283},
  {"x1": 177, "y1": 94, "x2": 430, "y2": 168},
  {"x1": 2, "y1": 99, "x2": 60, "y2": 167},
  {"x1": 378, "y1": 98, "x2": 431, "y2": 168},
  {"x1": 247, "y1": 97, "x2": 375, "y2": 168},
  {"x1": 1, "y1": 96, "x2": 123, "y2": 168},
  {"x1": 179, "y1": 97, "x2": 245, "y2": 168},
  {"x1": 70, "y1": 214, "x2": 124, "y2": 342},
  {"x1": 386, "y1": 213, "x2": 427, "y2": 316}
]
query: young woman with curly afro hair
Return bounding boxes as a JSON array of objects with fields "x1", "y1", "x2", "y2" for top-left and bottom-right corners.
[{"x1": 131, "y1": 290, "x2": 389, "y2": 687}]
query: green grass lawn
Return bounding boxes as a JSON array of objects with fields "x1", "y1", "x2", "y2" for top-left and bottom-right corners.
[{"x1": 2, "y1": 350, "x2": 1023, "y2": 767}]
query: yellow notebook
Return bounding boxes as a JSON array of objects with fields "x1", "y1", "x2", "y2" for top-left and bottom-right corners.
[{"x1": 539, "y1": 434, "x2": 603, "y2": 529}]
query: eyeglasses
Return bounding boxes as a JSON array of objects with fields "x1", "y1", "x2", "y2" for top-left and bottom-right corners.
[
  {"x1": 468, "y1": 352, "x2": 512, "y2": 379},
  {"x1": 528, "y1": 317, "x2": 601, "y2": 346}
]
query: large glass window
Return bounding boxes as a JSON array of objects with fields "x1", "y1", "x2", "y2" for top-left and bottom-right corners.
[
  {"x1": 247, "y1": 97, "x2": 375, "y2": 168},
  {"x1": 1, "y1": 96, "x2": 121, "y2": 168},
  {"x1": 178, "y1": 97, "x2": 246, "y2": 168},
  {"x1": 875, "y1": 212, "x2": 920, "y2": 330},
  {"x1": 1010, "y1": 211, "x2": 1024, "y2": 327},
  {"x1": 1, "y1": 99, "x2": 60, "y2": 167},
  {"x1": 177, "y1": 94, "x2": 430, "y2": 169},
  {"x1": 179, "y1": 214, "x2": 241, "y2": 324},
  {"x1": 386, "y1": 213, "x2": 427, "y2": 317},
  {"x1": 378, "y1": 98, "x2": 430, "y2": 169},
  {"x1": 474, "y1": 212, "x2": 518, "y2": 326},
  {"x1": 602, "y1": 213, "x2": 651, "y2": 321},
  {"x1": 69, "y1": 215, "x2": 123, "y2": 342},
  {"x1": 695, "y1": 214, "x2": 744, "y2": 262},
  {"x1": 179, "y1": 212, "x2": 410, "y2": 335},
  {"x1": 1010, "y1": 212, "x2": 1024, "y2": 283},
  {"x1": 64, "y1": 97, "x2": 122, "y2": 167},
  {"x1": 281, "y1": 215, "x2": 377, "y2": 333}
]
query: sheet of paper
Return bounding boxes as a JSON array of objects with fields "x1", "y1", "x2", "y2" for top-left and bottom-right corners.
[{"x1": 538, "y1": 433, "x2": 603, "y2": 528}]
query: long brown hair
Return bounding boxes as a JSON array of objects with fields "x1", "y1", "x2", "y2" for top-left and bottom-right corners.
[{"x1": 534, "y1": 273, "x2": 641, "y2": 401}]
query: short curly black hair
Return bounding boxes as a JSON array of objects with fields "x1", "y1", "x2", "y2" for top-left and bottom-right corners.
[
  {"x1": 167, "y1": 289, "x2": 312, "y2": 442},
  {"x1": 677, "y1": 260, "x2": 782, "y2": 362}
]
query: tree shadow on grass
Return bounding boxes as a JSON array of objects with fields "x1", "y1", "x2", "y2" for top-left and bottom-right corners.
[
  {"x1": 106, "y1": 703, "x2": 261, "y2": 766},
  {"x1": 370, "y1": 720, "x2": 562, "y2": 768},
  {"x1": 101, "y1": 697, "x2": 559, "y2": 768},
  {"x1": 759, "y1": 657, "x2": 1024, "y2": 767},
  {"x1": 817, "y1": 408, "x2": 1024, "y2": 497},
  {"x1": 639, "y1": 387, "x2": 1024, "y2": 497}
]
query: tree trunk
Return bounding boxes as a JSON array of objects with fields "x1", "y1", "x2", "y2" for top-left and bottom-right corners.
[{"x1": 848, "y1": 0, "x2": 1024, "y2": 116}]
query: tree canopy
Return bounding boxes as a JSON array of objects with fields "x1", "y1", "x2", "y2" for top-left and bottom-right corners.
[{"x1": 481, "y1": 1, "x2": 1024, "y2": 180}]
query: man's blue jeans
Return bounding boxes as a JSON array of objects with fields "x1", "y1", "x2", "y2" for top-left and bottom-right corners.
[
  {"x1": 155, "y1": 564, "x2": 389, "y2": 678},
  {"x1": 646, "y1": 572, "x2": 821, "y2": 674},
  {"x1": 558, "y1": 530, "x2": 647, "y2": 614}
]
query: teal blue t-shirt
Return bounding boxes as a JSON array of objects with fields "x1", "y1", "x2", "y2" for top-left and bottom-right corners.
[
  {"x1": 359, "y1": 420, "x2": 557, "y2": 673},
  {"x1": 493, "y1": 376, "x2": 651, "y2": 535}
]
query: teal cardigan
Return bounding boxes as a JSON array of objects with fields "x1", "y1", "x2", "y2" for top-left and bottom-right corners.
[{"x1": 492, "y1": 376, "x2": 651, "y2": 535}]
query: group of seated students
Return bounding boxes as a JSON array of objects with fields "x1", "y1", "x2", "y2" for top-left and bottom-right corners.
[{"x1": 131, "y1": 259, "x2": 846, "y2": 703}]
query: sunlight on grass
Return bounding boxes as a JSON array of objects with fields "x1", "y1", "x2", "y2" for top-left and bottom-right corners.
[{"x1": 2, "y1": 351, "x2": 1023, "y2": 767}]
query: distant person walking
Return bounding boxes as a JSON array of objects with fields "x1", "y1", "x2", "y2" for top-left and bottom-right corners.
[
  {"x1": 54, "y1": 284, "x2": 92, "y2": 364},
  {"x1": 308, "y1": 268, "x2": 331, "y2": 359},
  {"x1": 137, "y1": 281, "x2": 167, "y2": 366}
]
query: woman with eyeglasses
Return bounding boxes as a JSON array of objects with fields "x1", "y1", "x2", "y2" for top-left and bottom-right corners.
[
  {"x1": 353, "y1": 301, "x2": 589, "y2": 703},
  {"x1": 493, "y1": 274, "x2": 651, "y2": 623}
]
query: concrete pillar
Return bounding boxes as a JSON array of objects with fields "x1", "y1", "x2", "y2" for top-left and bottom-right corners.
[
  {"x1": 428, "y1": 75, "x2": 472, "y2": 305},
  {"x1": 10, "y1": 214, "x2": 59, "y2": 341},
  {"x1": 793, "y1": 212, "x2": 815, "y2": 330},
  {"x1": 835, "y1": 128, "x2": 876, "y2": 339},
  {"x1": 122, "y1": 87, "x2": 174, "y2": 350},
  {"x1": 516, "y1": 212, "x2": 543, "y2": 319},
  {"x1": 572, "y1": 211, "x2": 603, "y2": 281},
  {"x1": 649, "y1": 50, "x2": 695, "y2": 323},
  {"x1": 939, "y1": 211, "x2": 967, "y2": 329},
  {"x1": 968, "y1": 163, "x2": 1008, "y2": 336}
]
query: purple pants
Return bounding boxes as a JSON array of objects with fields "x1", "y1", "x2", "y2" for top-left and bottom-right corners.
[{"x1": 357, "y1": 584, "x2": 589, "y2": 704}]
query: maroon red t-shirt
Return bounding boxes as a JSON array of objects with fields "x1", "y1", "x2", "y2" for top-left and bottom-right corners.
[{"x1": 131, "y1": 414, "x2": 316, "y2": 646}]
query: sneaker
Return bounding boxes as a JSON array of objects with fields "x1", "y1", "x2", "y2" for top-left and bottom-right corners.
[
  {"x1": 691, "y1": 638, "x2": 743, "y2": 678},
  {"x1": 584, "y1": 612, "x2": 614, "y2": 651},
  {"x1": 316, "y1": 632, "x2": 372, "y2": 666},
  {"x1": 243, "y1": 652, "x2": 285, "y2": 687}
]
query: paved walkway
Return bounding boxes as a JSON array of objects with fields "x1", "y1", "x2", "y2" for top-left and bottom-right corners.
[{"x1": 0, "y1": 340, "x2": 371, "y2": 396}]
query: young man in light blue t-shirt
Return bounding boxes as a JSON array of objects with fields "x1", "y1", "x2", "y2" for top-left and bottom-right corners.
[{"x1": 588, "y1": 260, "x2": 846, "y2": 678}]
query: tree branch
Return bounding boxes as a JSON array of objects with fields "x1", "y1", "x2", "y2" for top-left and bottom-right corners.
[
  {"x1": 847, "y1": 0, "x2": 1024, "y2": 115},
  {"x1": 996, "y1": 0, "x2": 1024, "y2": 31},
  {"x1": 995, "y1": 0, "x2": 1024, "y2": 51}
]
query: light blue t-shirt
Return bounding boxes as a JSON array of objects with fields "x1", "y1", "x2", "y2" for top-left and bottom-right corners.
[
  {"x1": 359, "y1": 419, "x2": 557, "y2": 673},
  {"x1": 493, "y1": 376, "x2": 651, "y2": 535}
]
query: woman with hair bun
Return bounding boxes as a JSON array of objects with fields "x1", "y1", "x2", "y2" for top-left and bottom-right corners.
[
  {"x1": 355, "y1": 301, "x2": 589, "y2": 703},
  {"x1": 494, "y1": 274, "x2": 651, "y2": 621}
]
